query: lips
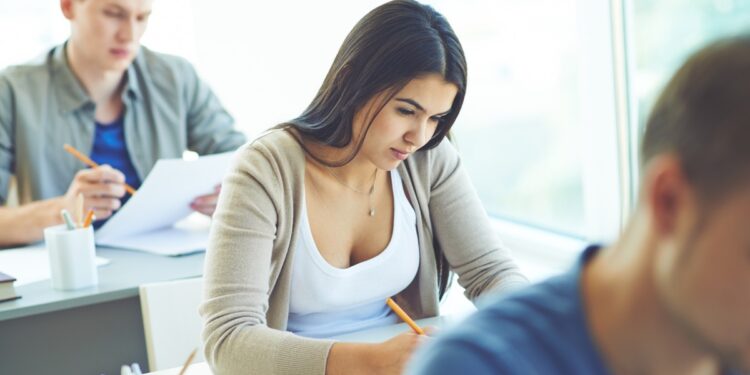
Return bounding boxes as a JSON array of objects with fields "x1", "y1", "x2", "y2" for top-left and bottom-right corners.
[
  {"x1": 109, "y1": 48, "x2": 130, "y2": 58},
  {"x1": 391, "y1": 148, "x2": 409, "y2": 161}
]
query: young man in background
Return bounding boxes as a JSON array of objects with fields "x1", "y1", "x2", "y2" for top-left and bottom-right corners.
[{"x1": 0, "y1": 0, "x2": 246, "y2": 246}]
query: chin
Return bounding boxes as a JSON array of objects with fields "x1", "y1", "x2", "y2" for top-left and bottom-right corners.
[
  {"x1": 105, "y1": 53, "x2": 137, "y2": 71},
  {"x1": 104, "y1": 60, "x2": 132, "y2": 73},
  {"x1": 383, "y1": 161, "x2": 403, "y2": 171},
  {"x1": 370, "y1": 152, "x2": 405, "y2": 171}
]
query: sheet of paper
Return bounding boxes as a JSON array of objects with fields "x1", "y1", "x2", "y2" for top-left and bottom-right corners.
[
  {"x1": 95, "y1": 152, "x2": 233, "y2": 255},
  {"x1": 0, "y1": 245, "x2": 109, "y2": 286},
  {"x1": 96, "y1": 215, "x2": 210, "y2": 256}
]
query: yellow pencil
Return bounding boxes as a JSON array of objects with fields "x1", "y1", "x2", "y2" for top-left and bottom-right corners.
[
  {"x1": 386, "y1": 297, "x2": 424, "y2": 335},
  {"x1": 63, "y1": 144, "x2": 137, "y2": 195},
  {"x1": 177, "y1": 348, "x2": 198, "y2": 375},
  {"x1": 82, "y1": 209, "x2": 95, "y2": 228}
]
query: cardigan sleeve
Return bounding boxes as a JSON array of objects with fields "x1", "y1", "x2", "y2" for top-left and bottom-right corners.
[
  {"x1": 427, "y1": 140, "x2": 528, "y2": 300},
  {"x1": 199, "y1": 140, "x2": 334, "y2": 375}
]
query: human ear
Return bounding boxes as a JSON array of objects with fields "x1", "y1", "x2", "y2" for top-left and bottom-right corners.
[
  {"x1": 643, "y1": 154, "x2": 695, "y2": 238},
  {"x1": 60, "y1": 0, "x2": 76, "y2": 20}
]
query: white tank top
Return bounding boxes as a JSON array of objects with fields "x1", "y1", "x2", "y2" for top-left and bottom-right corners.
[{"x1": 287, "y1": 170, "x2": 420, "y2": 338}]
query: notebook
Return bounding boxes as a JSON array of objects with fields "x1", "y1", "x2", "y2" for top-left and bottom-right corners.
[{"x1": 0, "y1": 271, "x2": 21, "y2": 303}]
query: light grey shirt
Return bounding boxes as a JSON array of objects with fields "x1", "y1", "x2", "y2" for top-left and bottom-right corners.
[
  {"x1": 200, "y1": 129, "x2": 528, "y2": 375},
  {"x1": 0, "y1": 43, "x2": 246, "y2": 204}
]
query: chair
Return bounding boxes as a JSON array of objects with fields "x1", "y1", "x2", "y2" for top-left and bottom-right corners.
[{"x1": 139, "y1": 277, "x2": 205, "y2": 371}]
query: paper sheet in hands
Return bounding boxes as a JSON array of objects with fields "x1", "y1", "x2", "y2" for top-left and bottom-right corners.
[{"x1": 95, "y1": 152, "x2": 233, "y2": 256}]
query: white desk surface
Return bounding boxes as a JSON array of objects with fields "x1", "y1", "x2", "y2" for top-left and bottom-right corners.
[
  {"x1": 145, "y1": 315, "x2": 465, "y2": 374},
  {"x1": 0, "y1": 245, "x2": 204, "y2": 321},
  {"x1": 145, "y1": 361, "x2": 210, "y2": 375}
]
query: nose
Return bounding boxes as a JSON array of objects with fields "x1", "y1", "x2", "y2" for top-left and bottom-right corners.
[
  {"x1": 404, "y1": 118, "x2": 432, "y2": 149},
  {"x1": 116, "y1": 18, "x2": 136, "y2": 43}
]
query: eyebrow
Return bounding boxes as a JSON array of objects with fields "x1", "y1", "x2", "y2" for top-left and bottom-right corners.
[
  {"x1": 104, "y1": 3, "x2": 126, "y2": 11},
  {"x1": 105, "y1": 3, "x2": 152, "y2": 17},
  {"x1": 395, "y1": 98, "x2": 451, "y2": 117}
]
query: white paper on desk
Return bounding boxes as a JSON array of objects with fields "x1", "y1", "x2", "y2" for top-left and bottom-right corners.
[
  {"x1": 97, "y1": 216, "x2": 210, "y2": 256},
  {"x1": 0, "y1": 245, "x2": 109, "y2": 286},
  {"x1": 95, "y1": 152, "x2": 233, "y2": 256}
]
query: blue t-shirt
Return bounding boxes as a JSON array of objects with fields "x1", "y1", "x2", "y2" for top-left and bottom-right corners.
[
  {"x1": 408, "y1": 246, "x2": 608, "y2": 375},
  {"x1": 89, "y1": 115, "x2": 142, "y2": 226},
  {"x1": 407, "y1": 246, "x2": 741, "y2": 375}
]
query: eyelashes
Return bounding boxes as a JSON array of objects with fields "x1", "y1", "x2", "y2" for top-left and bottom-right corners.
[
  {"x1": 103, "y1": 10, "x2": 150, "y2": 22},
  {"x1": 104, "y1": 10, "x2": 125, "y2": 18},
  {"x1": 397, "y1": 107, "x2": 415, "y2": 116},
  {"x1": 396, "y1": 107, "x2": 447, "y2": 123}
]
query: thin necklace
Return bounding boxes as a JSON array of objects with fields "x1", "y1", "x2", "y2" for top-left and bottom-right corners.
[{"x1": 324, "y1": 166, "x2": 378, "y2": 217}]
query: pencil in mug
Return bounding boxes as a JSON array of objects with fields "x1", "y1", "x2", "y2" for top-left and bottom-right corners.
[
  {"x1": 82, "y1": 209, "x2": 95, "y2": 228},
  {"x1": 63, "y1": 144, "x2": 137, "y2": 195},
  {"x1": 386, "y1": 297, "x2": 425, "y2": 335},
  {"x1": 60, "y1": 209, "x2": 77, "y2": 231}
]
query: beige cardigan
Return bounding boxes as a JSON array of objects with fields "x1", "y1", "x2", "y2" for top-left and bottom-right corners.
[{"x1": 200, "y1": 129, "x2": 527, "y2": 374}]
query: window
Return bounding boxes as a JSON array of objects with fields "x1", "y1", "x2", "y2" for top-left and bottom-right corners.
[
  {"x1": 0, "y1": 2, "x2": 66, "y2": 68},
  {"x1": 628, "y1": 0, "x2": 750, "y2": 173},
  {"x1": 433, "y1": 1, "x2": 586, "y2": 237}
]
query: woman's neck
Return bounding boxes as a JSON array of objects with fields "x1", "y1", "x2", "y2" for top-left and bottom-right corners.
[{"x1": 301, "y1": 134, "x2": 379, "y2": 191}]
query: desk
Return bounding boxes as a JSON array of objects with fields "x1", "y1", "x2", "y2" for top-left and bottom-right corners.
[
  {"x1": 145, "y1": 316, "x2": 463, "y2": 375},
  {"x1": 0, "y1": 246, "x2": 204, "y2": 375}
]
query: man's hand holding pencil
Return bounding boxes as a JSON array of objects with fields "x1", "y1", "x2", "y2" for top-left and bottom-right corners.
[
  {"x1": 61, "y1": 165, "x2": 127, "y2": 222},
  {"x1": 61, "y1": 144, "x2": 135, "y2": 222}
]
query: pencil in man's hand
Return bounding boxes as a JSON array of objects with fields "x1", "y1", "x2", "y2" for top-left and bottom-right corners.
[
  {"x1": 386, "y1": 297, "x2": 425, "y2": 335},
  {"x1": 63, "y1": 144, "x2": 137, "y2": 195}
]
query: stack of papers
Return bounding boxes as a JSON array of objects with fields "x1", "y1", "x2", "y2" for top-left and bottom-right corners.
[{"x1": 95, "y1": 152, "x2": 233, "y2": 256}]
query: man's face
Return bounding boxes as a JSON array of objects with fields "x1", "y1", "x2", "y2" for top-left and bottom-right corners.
[
  {"x1": 65, "y1": 0, "x2": 153, "y2": 72},
  {"x1": 658, "y1": 183, "x2": 750, "y2": 371}
]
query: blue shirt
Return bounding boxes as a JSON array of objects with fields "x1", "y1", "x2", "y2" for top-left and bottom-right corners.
[
  {"x1": 407, "y1": 246, "x2": 742, "y2": 375},
  {"x1": 408, "y1": 246, "x2": 608, "y2": 375},
  {"x1": 89, "y1": 115, "x2": 142, "y2": 226}
]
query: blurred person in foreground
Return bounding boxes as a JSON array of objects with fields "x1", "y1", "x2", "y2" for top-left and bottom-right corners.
[{"x1": 408, "y1": 35, "x2": 750, "y2": 375}]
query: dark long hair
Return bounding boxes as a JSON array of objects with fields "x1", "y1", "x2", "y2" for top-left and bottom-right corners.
[
  {"x1": 282, "y1": 0, "x2": 467, "y2": 166},
  {"x1": 281, "y1": 0, "x2": 466, "y2": 298}
]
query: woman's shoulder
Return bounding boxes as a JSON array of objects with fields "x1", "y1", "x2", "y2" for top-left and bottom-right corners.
[
  {"x1": 248, "y1": 128, "x2": 299, "y2": 150},
  {"x1": 238, "y1": 128, "x2": 301, "y2": 157},
  {"x1": 232, "y1": 128, "x2": 305, "y2": 174}
]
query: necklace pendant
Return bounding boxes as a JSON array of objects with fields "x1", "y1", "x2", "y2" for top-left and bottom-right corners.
[{"x1": 369, "y1": 208, "x2": 376, "y2": 217}]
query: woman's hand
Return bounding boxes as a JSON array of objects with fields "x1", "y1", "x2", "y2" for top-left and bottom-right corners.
[
  {"x1": 327, "y1": 329, "x2": 433, "y2": 375},
  {"x1": 368, "y1": 331, "x2": 430, "y2": 374}
]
